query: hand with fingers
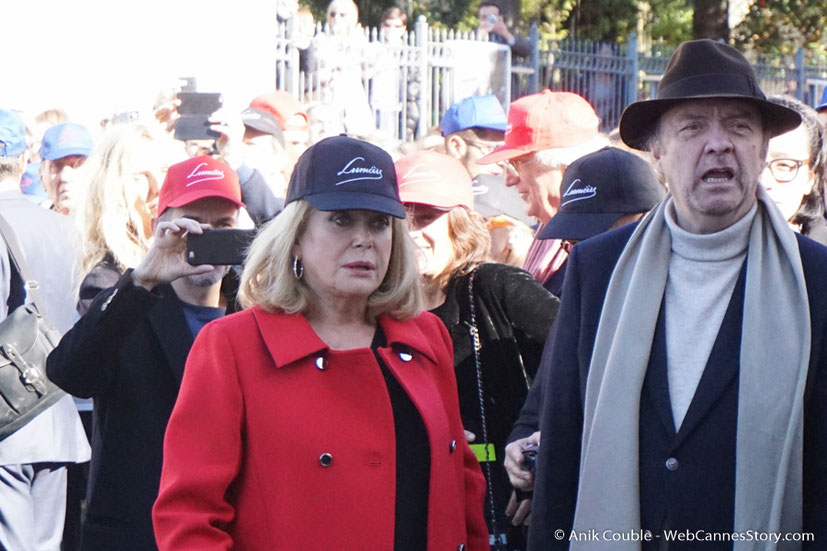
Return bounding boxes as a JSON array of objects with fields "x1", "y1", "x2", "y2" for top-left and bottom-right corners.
[
  {"x1": 504, "y1": 430, "x2": 540, "y2": 490},
  {"x1": 153, "y1": 79, "x2": 188, "y2": 133},
  {"x1": 131, "y1": 218, "x2": 217, "y2": 291},
  {"x1": 209, "y1": 108, "x2": 246, "y2": 170}
]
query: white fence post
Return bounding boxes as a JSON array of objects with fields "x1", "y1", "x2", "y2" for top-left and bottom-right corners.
[{"x1": 415, "y1": 15, "x2": 429, "y2": 140}]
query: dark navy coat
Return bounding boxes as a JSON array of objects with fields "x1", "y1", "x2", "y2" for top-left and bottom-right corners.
[{"x1": 528, "y1": 223, "x2": 827, "y2": 550}]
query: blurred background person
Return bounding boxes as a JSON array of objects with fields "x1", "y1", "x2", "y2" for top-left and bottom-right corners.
[
  {"x1": 397, "y1": 150, "x2": 558, "y2": 551},
  {"x1": 315, "y1": 0, "x2": 376, "y2": 137},
  {"x1": 39, "y1": 122, "x2": 94, "y2": 214},
  {"x1": 440, "y1": 94, "x2": 536, "y2": 267},
  {"x1": 761, "y1": 95, "x2": 827, "y2": 244},
  {"x1": 153, "y1": 136, "x2": 487, "y2": 550},
  {"x1": 477, "y1": 90, "x2": 608, "y2": 296},
  {"x1": 372, "y1": 6, "x2": 408, "y2": 140},
  {"x1": 20, "y1": 160, "x2": 49, "y2": 206},
  {"x1": 64, "y1": 121, "x2": 178, "y2": 551},
  {"x1": 476, "y1": 0, "x2": 530, "y2": 59},
  {"x1": 73, "y1": 122, "x2": 179, "y2": 304},
  {"x1": 0, "y1": 108, "x2": 90, "y2": 551}
]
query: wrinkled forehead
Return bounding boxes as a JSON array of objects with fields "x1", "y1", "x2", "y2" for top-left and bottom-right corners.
[{"x1": 659, "y1": 98, "x2": 764, "y2": 129}]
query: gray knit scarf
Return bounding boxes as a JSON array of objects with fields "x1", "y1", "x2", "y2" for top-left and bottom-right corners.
[{"x1": 571, "y1": 188, "x2": 810, "y2": 551}]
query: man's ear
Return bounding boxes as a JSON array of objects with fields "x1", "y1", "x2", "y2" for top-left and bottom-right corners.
[
  {"x1": 445, "y1": 135, "x2": 467, "y2": 160},
  {"x1": 151, "y1": 217, "x2": 159, "y2": 233}
]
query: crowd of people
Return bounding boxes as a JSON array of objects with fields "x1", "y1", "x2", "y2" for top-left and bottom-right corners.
[{"x1": 1, "y1": 11, "x2": 827, "y2": 551}]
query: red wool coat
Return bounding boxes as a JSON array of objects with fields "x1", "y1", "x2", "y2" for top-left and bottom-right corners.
[{"x1": 152, "y1": 307, "x2": 489, "y2": 551}]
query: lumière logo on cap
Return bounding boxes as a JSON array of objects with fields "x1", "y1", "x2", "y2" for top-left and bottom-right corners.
[
  {"x1": 335, "y1": 156, "x2": 383, "y2": 186},
  {"x1": 398, "y1": 163, "x2": 438, "y2": 188},
  {"x1": 186, "y1": 162, "x2": 225, "y2": 187},
  {"x1": 561, "y1": 178, "x2": 597, "y2": 205}
]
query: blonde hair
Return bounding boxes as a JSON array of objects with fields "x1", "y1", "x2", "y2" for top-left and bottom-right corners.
[
  {"x1": 431, "y1": 207, "x2": 491, "y2": 291},
  {"x1": 74, "y1": 123, "x2": 169, "y2": 277},
  {"x1": 239, "y1": 200, "x2": 422, "y2": 322}
]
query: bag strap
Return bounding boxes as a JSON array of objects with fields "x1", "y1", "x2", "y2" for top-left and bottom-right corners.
[
  {"x1": 466, "y1": 266, "x2": 505, "y2": 547},
  {"x1": 0, "y1": 214, "x2": 49, "y2": 318}
]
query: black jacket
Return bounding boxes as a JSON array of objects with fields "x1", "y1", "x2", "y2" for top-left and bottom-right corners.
[
  {"x1": 432, "y1": 262, "x2": 558, "y2": 549},
  {"x1": 527, "y1": 223, "x2": 827, "y2": 550},
  {"x1": 47, "y1": 265, "x2": 239, "y2": 551}
]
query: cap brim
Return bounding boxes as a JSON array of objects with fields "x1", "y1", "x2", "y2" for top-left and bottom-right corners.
[
  {"x1": 306, "y1": 192, "x2": 406, "y2": 218},
  {"x1": 537, "y1": 212, "x2": 622, "y2": 241},
  {"x1": 399, "y1": 189, "x2": 469, "y2": 210},
  {"x1": 43, "y1": 147, "x2": 91, "y2": 161},
  {"x1": 477, "y1": 144, "x2": 535, "y2": 165},
  {"x1": 619, "y1": 96, "x2": 802, "y2": 151},
  {"x1": 165, "y1": 190, "x2": 245, "y2": 211}
]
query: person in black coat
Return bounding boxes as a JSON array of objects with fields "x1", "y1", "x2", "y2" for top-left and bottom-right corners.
[
  {"x1": 47, "y1": 156, "x2": 246, "y2": 551},
  {"x1": 396, "y1": 151, "x2": 559, "y2": 551}
]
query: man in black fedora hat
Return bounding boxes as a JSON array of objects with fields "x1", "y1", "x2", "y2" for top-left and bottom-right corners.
[{"x1": 527, "y1": 39, "x2": 827, "y2": 550}]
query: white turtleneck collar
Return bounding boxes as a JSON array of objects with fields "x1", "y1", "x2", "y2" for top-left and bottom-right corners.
[{"x1": 665, "y1": 198, "x2": 757, "y2": 263}]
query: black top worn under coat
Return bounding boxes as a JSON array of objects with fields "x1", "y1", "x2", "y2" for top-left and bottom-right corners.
[
  {"x1": 371, "y1": 329, "x2": 429, "y2": 551},
  {"x1": 431, "y1": 262, "x2": 559, "y2": 550}
]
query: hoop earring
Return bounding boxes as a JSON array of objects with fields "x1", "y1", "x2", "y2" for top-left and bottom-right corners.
[{"x1": 292, "y1": 256, "x2": 304, "y2": 279}]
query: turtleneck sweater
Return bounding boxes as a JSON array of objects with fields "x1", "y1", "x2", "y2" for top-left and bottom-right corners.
[{"x1": 663, "y1": 200, "x2": 756, "y2": 430}]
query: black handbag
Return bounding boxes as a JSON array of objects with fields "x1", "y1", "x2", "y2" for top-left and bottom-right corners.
[{"x1": 0, "y1": 214, "x2": 66, "y2": 441}]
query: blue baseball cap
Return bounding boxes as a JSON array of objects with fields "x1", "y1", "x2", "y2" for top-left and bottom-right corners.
[
  {"x1": 40, "y1": 123, "x2": 93, "y2": 161},
  {"x1": 0, "y1": 109, "x2": 27, "y2": 157},
  {"x1": 20, "y1": 162, "x2": 48, "y2": 202},
  {"x1": 817, "y1": 87, "x2": 827, "y2": 112},
  {"x1": 440, "y1": 94, "x2": 507, "y2": 136}
]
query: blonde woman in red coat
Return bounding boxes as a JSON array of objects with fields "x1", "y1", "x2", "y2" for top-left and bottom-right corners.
[{"x1": 152, "y1": 135, "x2": 489, "y2": 551}]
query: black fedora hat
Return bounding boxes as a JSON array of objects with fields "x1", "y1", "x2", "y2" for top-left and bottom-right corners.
[{"x1": 619, "y1": 39, "x2": 801, "y2": 150}]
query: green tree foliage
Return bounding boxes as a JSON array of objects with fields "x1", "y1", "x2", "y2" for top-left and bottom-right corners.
[
  {"x1": 643, "y1": 0, "x2": 692, "y2": 46},
  {"x1": 733, "y1": 0, "x2": 827, "y2": 56}
]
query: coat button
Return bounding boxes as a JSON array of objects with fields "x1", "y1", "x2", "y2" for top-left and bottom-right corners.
[
  {"x1": 315, "y1": 356, "x2": 327, "y2": 370},
  {"x1": 449, "y1": 440, "x2": 457, "y2": 453},
  {"x1": 399, "y1": 351, "x2": 413, "y2": 362},
  {"x1": 457, "y1": 545, "x2": 466, "y2": 551},
  {"x1": 319, "y1": 453, "x2": 333, "y2": 467},
  {"x1": 665, "y1": 457, "x2": 679, "y2": 471}
]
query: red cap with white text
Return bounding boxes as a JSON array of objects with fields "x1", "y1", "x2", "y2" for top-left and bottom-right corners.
[
  {"x1": 477, "y1": 91, "x2": 600, "y2": 164},
  {"x1": 158, "y1": 156, "x2": 244, "y2": 216}
]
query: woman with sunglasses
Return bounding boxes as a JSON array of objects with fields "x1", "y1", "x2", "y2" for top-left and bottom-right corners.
[{"x1": 396, "y1": 150, "x2": 559, "y2": 551}]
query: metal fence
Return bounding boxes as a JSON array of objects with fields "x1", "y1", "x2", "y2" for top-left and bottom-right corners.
[{"x1": 275, "y1": 17, "x2": 827, "y2": 144}]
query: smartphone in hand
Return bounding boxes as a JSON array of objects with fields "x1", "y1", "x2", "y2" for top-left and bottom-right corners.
[
  {"x1": 174, "y1": 92, "x2": 223, "y2": 141},
  {"x1": 186, "y1": 229, "x2": 256, "y2": 266}
]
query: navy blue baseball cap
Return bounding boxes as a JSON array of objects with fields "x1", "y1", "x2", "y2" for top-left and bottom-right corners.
[
  {"x1": 538, "y1": 147, "x2": 666, "y2": 241},
  {"x1": 0, "y1": 109, "x2": 27, "y2": 157},
  {"x1": 286, "y1": 135, "x2": 405, "y2": 218},
  {"x1": 440, "y1": 94, "x2": 507, "y2": 136},
  {"x1": 40, "y1": 122, "x2": 93, "y2": 161}
]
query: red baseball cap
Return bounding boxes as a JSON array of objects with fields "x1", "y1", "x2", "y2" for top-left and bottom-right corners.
[
  {"x1": 158, "y1": 156, "x2": 244, "y2": 215},
  {"x1": 249, "y1": 91, "x2": 309, "y2": 131},
  {"x1": 477, "y1": 91, "x2": 600, "y2": 164},
  {"x1": 396, "y1": 151, "x2": 474, "y2": 209}
]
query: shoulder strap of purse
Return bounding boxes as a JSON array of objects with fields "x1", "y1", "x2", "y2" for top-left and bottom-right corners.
[{"x1": 0, "y1": 213, "x2": 49, "y2": 318}]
